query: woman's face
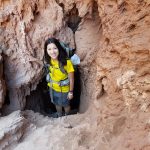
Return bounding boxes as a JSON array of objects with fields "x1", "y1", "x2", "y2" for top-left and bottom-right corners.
[{"x1": 47, "y1": 43, "x2": 59, "y2": 60}]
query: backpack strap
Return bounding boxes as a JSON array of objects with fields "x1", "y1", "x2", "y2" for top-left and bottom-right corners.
[
  {"x1": 44, "y1": 63, "x2": 50, "y2": 73},
  {"x1": 59, "y1": 41, "x2": 74, "y2": 57},
  {"x1": 59, "y1": 62, "x2": 67, "y2": 75}
]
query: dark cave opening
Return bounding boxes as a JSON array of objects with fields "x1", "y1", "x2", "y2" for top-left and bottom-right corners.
[
  {"x1": 25, "y1": 67, "x2": 81, "y2": 117},
  {"x1": 65, "y1": 5, "x2": 81, "y2": 33},
  {"x1": 4, "y1": 90, "x2": 10, "y2": 105}
]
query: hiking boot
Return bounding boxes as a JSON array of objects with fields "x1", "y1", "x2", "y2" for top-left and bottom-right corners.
[
  {"x1": 64, "y1": 112, "x2": 70, "y2": 116},
  {"x1": 57, "y1": 112, "x2": 62, "y2": 118},
  {"x1": 50, "y1": 112, "x2": 62, "y2": 118}
]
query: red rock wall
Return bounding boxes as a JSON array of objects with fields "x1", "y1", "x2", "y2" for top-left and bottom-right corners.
[{"x1": 91, "y1": 1, "x2": 150, "y2": 149}]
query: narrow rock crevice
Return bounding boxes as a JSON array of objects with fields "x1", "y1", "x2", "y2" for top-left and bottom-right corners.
[
  {"x1": 0, "y1": 54, "x2": 6, "y2": 115},
  {"x1": 65, "y1": 4, "x2": 81, "y2": 33}
]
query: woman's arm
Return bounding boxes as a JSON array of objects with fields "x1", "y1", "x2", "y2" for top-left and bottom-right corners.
[{"x1": 67, "y1": 72, "x2": 74, "y2": 100}]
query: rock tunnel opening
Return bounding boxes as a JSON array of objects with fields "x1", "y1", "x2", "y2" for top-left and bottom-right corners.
[{"x1": 25, "y1": 68, "x2": 81, "y2": 117}]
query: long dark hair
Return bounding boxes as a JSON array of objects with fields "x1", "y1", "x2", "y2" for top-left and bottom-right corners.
[{"x1": 44, "y1": 38, "x2": 68, "y2": 66}]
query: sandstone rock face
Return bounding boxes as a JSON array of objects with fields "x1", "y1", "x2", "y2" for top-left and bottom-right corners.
[
  {"x1": 0, "y1": 0, "x2": 150, "y2": 149},
  {"x1": 93, "y1": 1, "x2": 150, "y2": 149}
]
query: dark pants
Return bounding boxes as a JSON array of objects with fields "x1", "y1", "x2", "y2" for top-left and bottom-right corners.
[{"x1": 49, "y1": 89, "x2": 70, "y2": 107}]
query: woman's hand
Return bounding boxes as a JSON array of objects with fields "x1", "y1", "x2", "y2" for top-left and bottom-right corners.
[{"x1": 67, "y1": 91, "x2": 73, "y2": 100}]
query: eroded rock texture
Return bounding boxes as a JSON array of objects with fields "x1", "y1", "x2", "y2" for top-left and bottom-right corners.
[
  {"x1": 0, "y1": 0, "x2": 150, "y2": 149},
  {"x1": 0, "y1": 111, "x2": 31, "y2": 150},
  {"x1": 92, "y1": 1, "x2": 150, "y2": 149}
]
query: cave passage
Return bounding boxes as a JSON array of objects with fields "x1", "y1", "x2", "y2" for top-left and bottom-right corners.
[{"x1": 25, "y1": 68, "x2": 81, "y2": 117}]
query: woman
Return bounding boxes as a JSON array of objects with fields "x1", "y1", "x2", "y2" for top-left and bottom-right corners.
[{"x1": 44, "y1": 38, "x2": 74, "y2": 117}]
